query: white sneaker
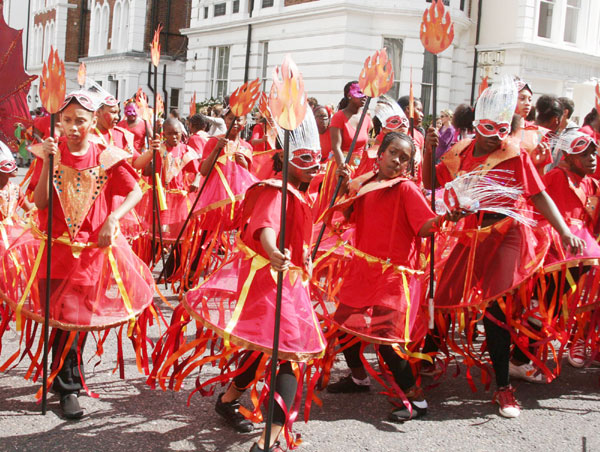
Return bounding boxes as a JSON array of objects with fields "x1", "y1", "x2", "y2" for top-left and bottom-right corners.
[
  {"x1": 508, "y1": 362, "x2": 546, "y2": 384},
  {"x1": 493, "y1": 385, "x2": 521, "y2": 418}
]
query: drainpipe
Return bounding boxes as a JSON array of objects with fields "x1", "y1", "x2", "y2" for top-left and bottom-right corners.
[
  {"x1": 243, "y1": 0, "x2": 255, "y2": 83},
  {"x1": 469, "y1": 0, "x2": 483, "y2": 105},
  {"x1": 25, "y1": 0, "x2": 31, "y2": 70}
]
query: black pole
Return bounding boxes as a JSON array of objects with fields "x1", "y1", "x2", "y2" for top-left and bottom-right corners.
[
  {"x1": 25, "y1": 0, "x2": 31, "y2": 71},
  {"x1": 264, "y1": 129, "x2": 290, "y2": 449},
  {"x1": 162, "y1": 64, "x2": 168, "y2": 112},
  {"x1": 429, "y1": 55, "x2": 438, "y2": 329},
  {"x1": 157, "y1": 119, "x2": 237, "y2": 283},
  {"x1": 152, "y1": 65, "x2": 158, "y2": 266},
  {"x1": 41, "y1": 114, "x2": 56, "y2": 414},
  {"x1": 469, "y1": 0, "x2": 483, "y2": 105},
  {"x1": 311, "y1": 97, "x2": 372, "y2": 260},
  {"x1": 243, "y1": 24, "x2": 253, "y2": 83}
]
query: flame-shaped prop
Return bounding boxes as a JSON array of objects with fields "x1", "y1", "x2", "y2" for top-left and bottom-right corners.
[
  {"x1": 358, "y1": 49, "x2": 394, "y2": 98},
  {"x1": 77, "y1": 62, "x2": 86, "y2": 87},
  {"x1": 39, "y1": 47, "x2": 66, "y2": 114},
  {"x1": 478, "y1": 76, "x2": 489, "y2": 100},
  {"x1": 229, "y1": 78, "x2": 261, "y2": 118},
  {"x1": 189, "y1": 91, "x2": 197, "y2": 116},
  {"x1": 135, "y1": 88, "x2": 152, "y2": 123},
  {"x1": 156, "y1": 93, "x2": 165, "y2": 118},
  {"x1": 258, "y1": 92, "x2": 273, "y2": 121},
  {"x1": 269, "y1": 55, "x2": 307, "y2": 131},
  {"x1": 150, "y1": 24, "x2": 163, "y2": 67},
  {"x1": 595, "y1": 83, "x2": 600, "y2": 116},
  {"x1": 420, "y1": 0, "x2": 454, "y2": 55}
]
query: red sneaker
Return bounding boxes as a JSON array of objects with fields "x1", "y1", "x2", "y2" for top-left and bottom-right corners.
[{"x1": 492, "y1": 385, "x2": 520, "y2": 418}]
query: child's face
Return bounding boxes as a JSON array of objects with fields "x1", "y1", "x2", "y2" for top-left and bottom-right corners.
[
  {"x1": 163, "y1": 123, "x2": 182, "y2": 147},
  {"x1": 377, "y1": 138, "x2": 412, "y2": 180},
  {"x1": 289, "y1": 161, "x2": 318, "y2": 186},
  {"x1": 224, "y1": 111, "x2": 246, "y2": 136},
  {"x1": 97, "y1": 105, "x2": 120, "y2": 130},
  {"x1": 60, "y1": 103, "x2": 96, "y2": 146},
  {"x1": 516, "y1": 89, "x2": 532, "y2": 118},
  {"x1": 567, "y1": 144, "x2": 597, "y2": 177}
]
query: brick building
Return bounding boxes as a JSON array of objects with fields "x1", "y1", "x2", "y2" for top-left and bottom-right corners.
[{"x1": 26, "y1": 0, "x2": 190, "y2": 111}]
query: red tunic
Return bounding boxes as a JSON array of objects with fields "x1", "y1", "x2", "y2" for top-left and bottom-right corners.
[
  {"x1": 330, "y1": 110, "x2": 372, "y2": 165},
  {"x1": 319, "y1": 129, "x2": 332, "y2": 162},
  {"x1": 117, "y1": 119, "x2": 150, "y2": 153},
  {"x1": 187, "y1": 131, "x2": 208, "y2": 155},
  {"x1": 434, "y1": 139, "x2": 549, "y2": 308}
]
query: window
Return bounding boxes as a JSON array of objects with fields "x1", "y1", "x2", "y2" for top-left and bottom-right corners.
[
  {"x1": 460, "y1": 0, "x2": 466, "y2": 11},
  {"x1": 262, "y1": 0, "x2": 274, "y2": 7},
  {"x1": 170, "y1": 88, "x2": 180, "y2": 109},
  {"x1": 421, "y1": 50, "x2": 435, "y2": 118},
  {"x1": 537, "y1": 0, "x2": 554, "y2": 38},
  {"x1": 120, "y1": 0, "x2": 130, "y2": 50},
  {"x1": 210, "y1": 46, "x2": 230, "y2": 98},
  {"x1": 214, "y1": 3, "x2": 226, "y2": 16},
  {"x1": 383, "y1": 37, "x2": 403, "y2": 100},
  {"x1": 564, "y1": 0, "x2": 580, "y2": 43},
  {"x1": 233, "y1": 0, "x2": 240, "y2": 13},
  {"x1": 204, "y1": 6, "x2": 209, "y2": 18},
  {"x1": 259, "y1": 41, "x2": 269, "y2": 91},
  {"x1": 111, "y1": 1, "x2": 122, "y2": 49}
]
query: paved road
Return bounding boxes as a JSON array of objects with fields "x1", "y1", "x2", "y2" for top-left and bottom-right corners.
[{"x1": 1, "y1": 167, "x2": 598, "y2": 451}]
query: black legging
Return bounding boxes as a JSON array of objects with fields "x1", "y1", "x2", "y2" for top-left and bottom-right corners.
[
  {"x1": 340, "y1": 334, "x2": 415, "y2": 391},
  {"x1": 233, "y1": 352, "x2": 297, "y2": 426},
  {"x1": 483, "y1": 301, "x2": 511, "y2": 388},
  {"x1": 51, "y1": 329, "x2": 87, "y2": 396}
]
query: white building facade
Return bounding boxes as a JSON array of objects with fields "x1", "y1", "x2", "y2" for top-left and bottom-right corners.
[{"x1": 183, "y1": 0, "x2": 600, "y2": 123}]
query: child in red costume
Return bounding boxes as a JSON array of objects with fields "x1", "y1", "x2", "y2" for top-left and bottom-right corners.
[
  {"x1": 422, "y1": 77, "x2": 585, "y2": 418},
  {"x1": 0, "y1": 91, "x2": 155, "y2": 420},
  {"x1": 117, "y1": 101, "x2": 152, "y2": 154},
  {"x1": 323, "y1": 132, "x2": 464, "y2": 421},
  {"x1": 149, "y1": 110, "x2": 325, "y2": 452},
  {"x1": 542, "y1": 130, "x2": 600, "y2": 367},
  {"x1": 134, "y1": 117, "x2": 200, "y2": 244}
]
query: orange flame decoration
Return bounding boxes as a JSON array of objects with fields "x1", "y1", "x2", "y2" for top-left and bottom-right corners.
[
  {"x1": 135, "y1": 88, "x2": 153, "y2": 123},
  {"x1": 150, "y1": 24, "x2": 163, "y2": 67},
  {"x1": 39, "y1": 47, "x2": 66, "y2": 114},
  {"x1": 478, "y1": 76, "x2": 489, "y2": 100},
  {"x1": 269, "y1": 55, "x2": 307, "y2": 131},
  {"x1": 420, "y1": 0, "x2": 455, "y2": 55},
  {"x1": 595, "y1": 83, "x2": 600, "y2": 116},
  {"x1": 229, "y1": 78, "x2": 261, "y2": 118},
  {"x1": 358, "y1": 49, "x2": 394, "y2": 98},
  {"x1": 189, "y1": 91, "x2": 197, "y2": 117},
  {"x1": 258, "y1": 92, "x2": 273, "y2": 121},
  {"x1": 156, "y1": 93, "x2": 165, "y2": 118},
  {"x1": 77, "y1": 62, "x2": 86, "y2": 86}
]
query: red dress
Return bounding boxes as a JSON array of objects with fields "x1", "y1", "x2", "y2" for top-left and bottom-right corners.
[
  {"x1": 136, "y1": 142, "x2": 200, "y2": 242},
  {"x1": 0, "y1": 140, "x2": 154, "y2": 328},
  {"x1": 149, "y1": 181, "x2": 325, "y2": 438},
  {"x1": 0, "y1": 181, "x2": 26, "y2": 252},
  {"x1": 250, "y1": 122, "x2": 277, "y2": 180},
  {"x1": 117, "y1": 119, "x2": 150, "y2": 153},
  {"x1": 313, "y1": 111, "x2": 372, "y2": 220},
  {"x1": 434, "y1": 139, "x2": 550, "y2": 309},
  {"x1": 321, "y1": 176, "x2": 435, "y2": 345}
]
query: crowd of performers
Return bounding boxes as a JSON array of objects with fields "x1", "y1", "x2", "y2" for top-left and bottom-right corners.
[{"x1": 0, "y1": 73, "x2": 599, "y2": 452}]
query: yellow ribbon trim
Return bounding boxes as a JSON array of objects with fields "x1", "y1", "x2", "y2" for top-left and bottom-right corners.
[
  {"x1": 401, "y1": 271, "x2": 411, "y2": 342},
  {"x1": 0, "y1": 223, "x2": 8, "y2": 249},
  {"x1": 106, "y1": 247, "x2": 136, "y2": 336},
  {"x1": 16, "y1": 240, "x2": 45, "y2": 332},
  {"x1": 155, "y1": 173, "x2": 168, "y2": 211},
  {"x1": 215, "y1": 164, "x2": 237, "y2": 221}
]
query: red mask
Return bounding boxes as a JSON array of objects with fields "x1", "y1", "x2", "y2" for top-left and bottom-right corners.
[
  {"x1": 475, "y1": 119, "x2": 511, "y2": 140},
  {"x1": 290, "y1": 148, "x2": 321, "y2": 169},
  {"x1": 0, "y1": 159, "x2": 16, "y2": 173},
  {"x1": 385, "y1": 115, "x2": 409, "y2": 131}
]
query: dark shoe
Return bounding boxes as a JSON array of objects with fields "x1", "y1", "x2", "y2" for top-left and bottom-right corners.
[
  {"x1": 60, "y1": 393, "x2": 84, "y2": 420},
  {"x1": 388, "y1": 400, "x2": 428, "y2": 422},
  {"x1": 215, "y1": 393, "x2": 254, "y2": 433},
  {"x1": 326, "y1": 374, "x2": 370, "y2": 393},
  {"x1": 249, "y1": 441, "x2": 284, "y2": 452}
]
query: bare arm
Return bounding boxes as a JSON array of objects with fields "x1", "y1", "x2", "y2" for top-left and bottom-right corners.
[
  {"x1": 132, "y1": 138, "x2": 160, "y2": 170},
  {"x1": 260, "y1": 227, "x2": 291, "y2": 272},
  {"x1": 330, "y1": 126, "x2": 345, "y2": 169},
  {"x1": 421, "y1": 126, "x2": 439, "y2": 190},
  {"x1": 200, "y1": 137, "x2": 227, "y2": 176},
  {"x1": 531, "y1": 190, "x2": 585, "y2": 254},
  {"x1": 98, "y1": 183, "x2": 143, "y2": 247}
]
